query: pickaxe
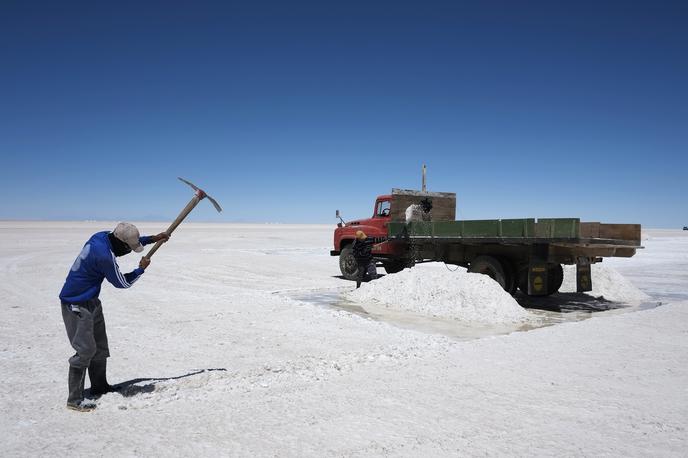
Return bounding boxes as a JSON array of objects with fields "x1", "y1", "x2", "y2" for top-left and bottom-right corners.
[{"x1": 145, "y1": 177, "x2": 223, "y2": 258}]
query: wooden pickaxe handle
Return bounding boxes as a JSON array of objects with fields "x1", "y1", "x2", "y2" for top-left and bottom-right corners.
[
  {"x1": 145, "y1": 191, "x2": 203, "y2": 258},
  {"x1": 143, "y1": 177, "x2": 222, "y2": 259}
]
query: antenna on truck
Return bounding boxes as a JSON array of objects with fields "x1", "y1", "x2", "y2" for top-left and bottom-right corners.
[{"x1": 422, "y1": 164, "x2": 427, "y2": 192}]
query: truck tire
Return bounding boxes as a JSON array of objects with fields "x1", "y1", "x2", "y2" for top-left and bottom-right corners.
[
  {"x1": 518, "y1": 263, "x2": 564, "y2": 296},
  {"x1": 547, "y1": 263, "x2": 564, "y2": 295},
  {"x1": 499, "y1": 258, "x2": 518, "y2": 295},
  {"x1": 518, "y1": 270, "x2": 529, "y2": 294},
  {"x1": 339, "y1": 245, "x2": 360, "y2": 281},
  {"x1": 468, "y1": 256, "x2": 508, "y2": 291}
]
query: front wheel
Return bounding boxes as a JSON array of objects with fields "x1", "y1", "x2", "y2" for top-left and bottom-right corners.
[{"x1": 339, "y1": 245, "x2": 359, "y2": 280}]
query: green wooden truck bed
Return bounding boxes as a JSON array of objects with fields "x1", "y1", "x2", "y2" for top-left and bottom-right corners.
[{"x1": 382, "y1": 218, "x2": 642, "y2": 296}]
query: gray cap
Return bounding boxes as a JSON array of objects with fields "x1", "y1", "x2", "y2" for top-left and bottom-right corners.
[{"x1": 113, "y1": 222, "x2": 144, "y2": 253}]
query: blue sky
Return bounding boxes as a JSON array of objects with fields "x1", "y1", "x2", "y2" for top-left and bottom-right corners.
[{"x1": 1, "y1": 1, "x2": 686, "y2": 227}]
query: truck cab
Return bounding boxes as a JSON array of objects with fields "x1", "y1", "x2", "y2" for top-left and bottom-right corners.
[
  {"x1": 331, "y1": 194, "x2": 391, "y2": 253},
  {"x1": 331, "y1": 189, "x2": 457, "y2": 280},
  {"x1": 332, "y1": 195, "x2": 412, "y2": 279}
]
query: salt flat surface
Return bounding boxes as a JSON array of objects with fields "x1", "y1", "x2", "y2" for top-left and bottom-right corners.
[
  {"x1": 604, "y1": 229, "x2": 688, "y2": 302},
  {"x1": 0, "y1": 223, "x2": 686, "y2": 457}
]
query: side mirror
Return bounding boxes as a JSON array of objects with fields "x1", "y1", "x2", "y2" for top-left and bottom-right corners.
[{"x1": 336, "y1": 209, "x2": 346, "y2": 226}]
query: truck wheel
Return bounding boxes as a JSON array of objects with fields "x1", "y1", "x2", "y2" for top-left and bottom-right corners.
[
  {"x1": 383, "y1": 260, "x2": 414, "y2": 274},
  {"x1": 518, "y1": 263, "x2": 564, "y2": 296},
  {"x1": 499, "y1": 258, "x2": 518, "y2": 295},
  {"x1": 518, "y1": 270, "x2": 529, "y2": 294},
  {"x1": 339, "y1": 245, "x2": 360, "y2": 281},
  {"x1": 468, "y1": 256, "x2": 508, "y2": 291},
  {"x1": 547, "y1": 263, "x2": 564, "y2": 295}
]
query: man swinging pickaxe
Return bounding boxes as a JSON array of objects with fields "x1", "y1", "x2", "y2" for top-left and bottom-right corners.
[{"x1": 59, "y1": 177, "x2": 222, "y2": 411}]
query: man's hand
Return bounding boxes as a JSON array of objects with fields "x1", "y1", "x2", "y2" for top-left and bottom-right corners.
[
  {"x1": 152, "y1": 232, "x2": 170, "y2": 243},
  {"x1": 139, "y1": 257, "x2": 151, "y2": 270}
]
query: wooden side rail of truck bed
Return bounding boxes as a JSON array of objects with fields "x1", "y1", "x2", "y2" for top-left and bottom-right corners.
[{"x1": 388, "y1": 219, "x2": 641, "y2": 251}]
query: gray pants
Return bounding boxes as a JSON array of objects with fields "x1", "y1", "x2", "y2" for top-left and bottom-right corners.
[{"x1": 61, "y1": 298, "x2": 110, "y2": 369}]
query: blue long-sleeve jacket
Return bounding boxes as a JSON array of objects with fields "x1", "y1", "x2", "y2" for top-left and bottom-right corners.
[{"x1": 59, "y1": 231, "x2": 155, "y2": 303}]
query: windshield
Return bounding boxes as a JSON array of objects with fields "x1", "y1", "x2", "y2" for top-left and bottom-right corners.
[{"x1": 375, "y1": 200, "x2": 391, "y2": 217}]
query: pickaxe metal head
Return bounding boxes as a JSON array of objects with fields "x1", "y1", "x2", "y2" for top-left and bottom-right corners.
[
  {"x1": 144, "y1": 177, "x2": 223, "y2": 259},
  {"x1": 178, "y1": 177, "x2": 223, "y2": 212}
]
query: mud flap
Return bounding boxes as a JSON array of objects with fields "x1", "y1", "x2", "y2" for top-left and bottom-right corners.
[
  {"x1": 576, "y1": 259, "x2": 592, "y2": 292},
  {"x1": 528, "y1": 263, "x2": 549, "y2": 296}
]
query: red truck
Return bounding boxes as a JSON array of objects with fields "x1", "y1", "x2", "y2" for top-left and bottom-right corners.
[{"x1": 331, "y1": 189, "x2": 641, "y2": 296}]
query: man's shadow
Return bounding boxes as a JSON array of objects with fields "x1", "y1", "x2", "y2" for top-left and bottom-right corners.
[{"x1": 85, "y1": 368, "x2": 227, "y2": 398}]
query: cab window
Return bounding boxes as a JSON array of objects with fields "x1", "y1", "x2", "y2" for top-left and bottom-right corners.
[{"x1": 375, "y1": 200, "x2": 391, "y2": 217}]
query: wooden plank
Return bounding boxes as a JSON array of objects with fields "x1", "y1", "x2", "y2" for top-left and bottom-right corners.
[
  {"x1": 387, "y1": 222, "x2": 408, "y2": 237},
  {"x1": 409, "y1": 221, "x2": 434, "y2": 237},
  {"x1": 554, "y1": 219, "x2": 580, "y2": 238},
  {"x1": 433, "y1": 221, "x2": 463, "y2": 237},
  {"x1": 391, "y1": 189, "x2": 457, "y2": 198},
  {"x1": 535, "y1": 218, "x2": 579, "y2": 238},
  {"x1": 500, "y1": 219, "x2": 535, "y2": 237},
  {"x1": 580, "y1": 222, "x2": 600, "y2": 238},
  {"x1": 598, "y1": 224, "x2": 641, "y2": 243},
  {"x1": 535, "y1": 219, "x2": 552, "y2": 238},
  {"x1": 388, "y1": 219, "x2": 640, "y2": 251},
  {"x1": 462, "y1": 220, "x2": 501, "y2": 237}
]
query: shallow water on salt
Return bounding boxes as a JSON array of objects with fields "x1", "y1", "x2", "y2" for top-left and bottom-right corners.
[{"x1": 281, "y1": 288, "x2": 662, "y2": 341}]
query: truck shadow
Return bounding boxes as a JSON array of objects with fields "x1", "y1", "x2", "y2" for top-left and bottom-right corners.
[
  {"x1": 85, "y1": 368, "x2": 227, "y2": 398},
  {"x1": 515, "y1": 292, "x2": 618, "y2": 313}
]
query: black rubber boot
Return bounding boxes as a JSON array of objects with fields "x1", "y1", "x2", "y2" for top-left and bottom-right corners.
[
  {"x1": 67, "y1": 366, "x2": 95, "y2": 412},
  {"x1": 88, "y1": 359, "x2": 115, "y2": 397}
]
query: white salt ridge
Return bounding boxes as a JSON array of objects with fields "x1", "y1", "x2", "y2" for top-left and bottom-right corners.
[
  {"x1": 347, "y1": 263, "x2": 529, "y2": 324},
  {"x1": 560, "y1": 264, "x2": 651, "y2": 303}
]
